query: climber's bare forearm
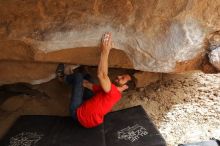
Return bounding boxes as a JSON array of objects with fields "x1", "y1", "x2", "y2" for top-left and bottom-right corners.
[
  {"x1": 97, "y1": 32, "x2": 112, "y2": 93},
  {"x1": 98, "y1": 50, "x2": 111, "y2": 92}
]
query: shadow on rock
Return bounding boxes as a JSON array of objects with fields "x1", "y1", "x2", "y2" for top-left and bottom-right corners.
[{"x1": 0, "y1": 83, "x2": 49, "y2": 105}]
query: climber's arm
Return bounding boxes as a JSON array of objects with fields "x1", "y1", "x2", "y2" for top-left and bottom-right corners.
[{"x1": 97, "y1": 32, "x2": 112, "y2": 93}]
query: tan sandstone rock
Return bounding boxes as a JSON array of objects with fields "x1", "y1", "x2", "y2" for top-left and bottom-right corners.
[
  {"x1": 0, "y1": 0, "x2": 219, "y2": 84},
  {"x1": 134, "y1": 72, "x2": 161, "y2": 88},
  {"x1": 0, "y1": 61, "x2": 57, "y2": 85}
]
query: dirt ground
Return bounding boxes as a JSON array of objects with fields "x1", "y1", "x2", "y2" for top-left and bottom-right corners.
[{"x1": 0, "y1": 71, "x2": 219, "y2": 146}]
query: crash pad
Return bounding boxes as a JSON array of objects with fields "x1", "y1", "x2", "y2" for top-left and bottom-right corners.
[
  {"x1": 105, "y1": 105, "x2": 166, "y2": 146},
  {"x1": 0, "y1": 105, "x2": 166, "y2": 146}
]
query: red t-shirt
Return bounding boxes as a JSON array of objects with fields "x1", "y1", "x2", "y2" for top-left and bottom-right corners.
[{"x1": 76, "y1": 83, "x2": 121, "y2": 128}]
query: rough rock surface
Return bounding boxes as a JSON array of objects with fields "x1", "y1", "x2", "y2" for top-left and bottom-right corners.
[
  {"x1": 134, "y1": 72, "x2": 161, "y2": 88},
  {"x1": 0, "y1": 0, "x2": 220, "y2": 84},
  {"x1": 0, "y1": 61, "x2": 57, "y2": 85},
  {"x1": 209, "y1": 47, "x2": 220, "y2": 70},
  {"x1": 0, "y1": 0, "x2": 220, "y2": 70}
]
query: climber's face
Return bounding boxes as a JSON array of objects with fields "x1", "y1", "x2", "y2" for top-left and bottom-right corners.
[{"x1": 114, "y1": 74, "x2": 131, "y2": 86}]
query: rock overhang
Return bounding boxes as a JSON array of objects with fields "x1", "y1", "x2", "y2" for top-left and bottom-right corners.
[{"x1": 0, "y1": 0, "x2": 219, "y2": 84}]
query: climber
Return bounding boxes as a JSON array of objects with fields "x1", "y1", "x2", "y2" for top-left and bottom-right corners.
[{"x1": 56, "y1": 32, "x2": 136, "y2": 128}]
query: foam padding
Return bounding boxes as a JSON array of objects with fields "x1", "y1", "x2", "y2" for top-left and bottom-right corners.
[
  {"x1": 0, "y1": 105, "x2": 166, "y2": 146},
  {"x1": 0, "y1": 116, "x2": 105, "y2": 146},
  {"x1": 104, "y1": 106, "x2": 166, "y2": 146}
]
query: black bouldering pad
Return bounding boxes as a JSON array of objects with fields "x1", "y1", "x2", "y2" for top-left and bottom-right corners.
[
  {"x1": 104, "y1": 106, "x2": 166, "y2": 146},
  {"x1": 0, "y1": 105, "x2": 166, "y2": 146},
  {"x1": 0, "y1": 116, "x2": 105, "y2": 146}
]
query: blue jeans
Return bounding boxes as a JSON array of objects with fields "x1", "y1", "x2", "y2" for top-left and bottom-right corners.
[{"x1": 65, "y1": 72, "x2": 95, "y2": 121}]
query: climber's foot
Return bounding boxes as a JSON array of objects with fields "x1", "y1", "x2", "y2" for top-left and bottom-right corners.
[{"x1": 56, "y1": 63, "x2": 65, "y2": 81}]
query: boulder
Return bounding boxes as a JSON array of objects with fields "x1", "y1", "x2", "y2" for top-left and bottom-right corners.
[
  {"x1": 209, "y1": 47, "x2": 220, "y2": 71},
  {"x1": 208, "y1": 31, "x2": 220, "y2": 71},
  {"x1": 0, "y1": 0, "x2": 219, "y2": 84},
  {"x1": 0, "y1": 61, "x2": 57, "y2": 85},
  {"x1": 134, "y1": 72, "x2": 161, "y2": 88}
]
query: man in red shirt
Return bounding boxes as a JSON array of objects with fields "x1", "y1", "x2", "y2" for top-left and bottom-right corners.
[{"x1": 57, "y1": 32, "x2": 135, "y2": 128}]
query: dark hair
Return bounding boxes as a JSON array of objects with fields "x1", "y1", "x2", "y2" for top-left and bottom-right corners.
[{"x1": 126, "y1": 73, "x2": 137, "y2": 90}]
